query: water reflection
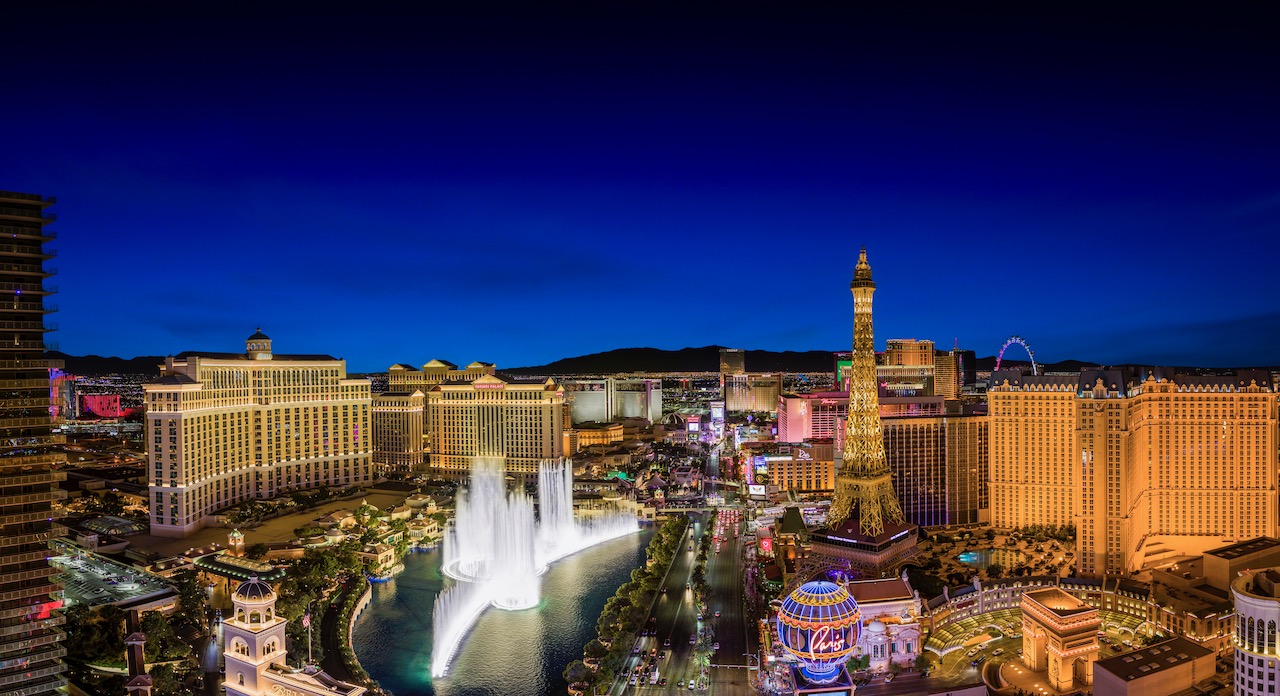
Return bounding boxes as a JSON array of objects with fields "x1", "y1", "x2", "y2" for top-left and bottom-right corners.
[{"x1": 353, "y1": 530, "x2": 652, "y2": 696}]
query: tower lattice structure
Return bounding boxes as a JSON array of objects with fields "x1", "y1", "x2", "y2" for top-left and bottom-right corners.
[{"x1": 826, "y1": 248, "x2": 906, "y2": 537}]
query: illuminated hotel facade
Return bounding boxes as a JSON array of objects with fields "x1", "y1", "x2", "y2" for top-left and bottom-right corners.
[
  {"x1": 145, "y1": 331, "x2": 373, "y2": 537},
  {"x1": 778, "y1": 391, "x2": 988, "y2": 527},
  {"x1": 387, "y1": 359, "x2": 495, "y2": 451},
  {"x1": 724, "y1": 373, "x2": 782, "y2": 413},
  {"x1": 0, "y1": 190, "x2": 67, "y2": 695},
  {"x1": 425, "y1": 372, "x2": 565, "y2": 479},
  {"x1": 1231, "y1": 567, "x2": 1280, "y2": 696},
  {"x1": 990, "y1": 368, "x2": 1277, "y2": 576},
  {"x1": 372, "y1": 390, "x2": 424, "y2": 474}
]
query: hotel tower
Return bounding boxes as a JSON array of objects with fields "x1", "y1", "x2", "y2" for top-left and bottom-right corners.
[
  {"x1": 0, "y1": 190, "x2": 66, "y2": 696},
  {"x1": 145, "y1": 331, "x2": 373, "y2": 537}
]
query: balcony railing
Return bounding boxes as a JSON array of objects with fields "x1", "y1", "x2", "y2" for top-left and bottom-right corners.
[
  {"x1": 0, "y1": 264, "x2": 54, "y2": 277},
  {"x1": 0, "y1": 207, "x2": 55, "y2": 222},
  {"x1": 0, "y1": 191, "x2": 55, "y2": 204},
  {"x1": 0, "y1": 244, "x2": 55, "y2": 258},
  {"x1": 0, "y1": 322, "x2": 55, "y2": 332},
  {"x1": 0, "y1": 282, "x2": 55, "y2": 294},
  {"x1": 0, "y1": 359, "x2": 61, "y2": 370},
  {"x1": 0, "y1": 226, "x2": 55, "y2": 241}
]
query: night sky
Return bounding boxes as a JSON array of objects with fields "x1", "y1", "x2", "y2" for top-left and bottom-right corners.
[{"x1": 5, "y1": 5, "x2": 1278, "y2": 371}]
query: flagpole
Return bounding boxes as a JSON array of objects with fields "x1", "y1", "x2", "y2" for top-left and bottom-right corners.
[{"x1": 307, "y1": 602, "x2": 313, "y2": 665}]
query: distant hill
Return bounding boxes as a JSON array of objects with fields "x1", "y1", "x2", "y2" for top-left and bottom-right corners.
[
  {"x1": 508, "y1": 346, "x2": 842, "y2": 375},
  {"x1": 49, "y1": 351, "x2": 163, "y2": 376},
  {"x1": 510, "y1": 347, "x2": 1105, "y2": 375},
  {"x1": 973, "y1": 356, "x2": 1100, "y2": 372}
]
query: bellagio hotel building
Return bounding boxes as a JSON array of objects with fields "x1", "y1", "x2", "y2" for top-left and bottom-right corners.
[
  {"x1": 145, "y1": 331, "x2": 372, "y2": 537},
  {"x1": 990, "y1": 368, "x2": 1277, "y2": 576},
  {"x1": 426, "y1": 372, "x2": 566, "y2": 480}
]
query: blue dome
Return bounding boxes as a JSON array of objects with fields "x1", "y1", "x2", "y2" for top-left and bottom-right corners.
[{"x1": 777, "y1": 581, "x2": 861, "y2": 684}]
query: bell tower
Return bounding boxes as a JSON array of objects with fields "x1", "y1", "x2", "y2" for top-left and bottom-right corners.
[
  {"x1": 245, "y1": 328, "x2": 272, "y2": 360},
  {"x1": 222, "y1": 576, "x2": 287, "y2": 696}
]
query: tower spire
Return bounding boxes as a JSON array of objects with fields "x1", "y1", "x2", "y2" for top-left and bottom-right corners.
[{"x1": 827, "y1": 247, "x2": 906, "y2": 537}]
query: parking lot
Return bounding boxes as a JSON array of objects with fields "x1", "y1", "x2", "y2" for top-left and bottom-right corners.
[{"x1": 50, "y1": 546, "x2": 175, "y2": 608}]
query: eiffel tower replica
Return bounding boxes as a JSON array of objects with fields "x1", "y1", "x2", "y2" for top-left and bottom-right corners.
[{"x1": 797, "y1": 248, "x2": 919, "y2": 585}]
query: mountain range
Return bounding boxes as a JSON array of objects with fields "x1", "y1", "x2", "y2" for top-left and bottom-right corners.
[{"x1": 50, "y1": 346, "x2": 1077, "y2": 378}]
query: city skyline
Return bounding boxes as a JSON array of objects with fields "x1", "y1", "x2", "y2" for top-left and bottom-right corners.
[{"x1": 5, "y1": 6, "x2": 1279, "y2": 371}]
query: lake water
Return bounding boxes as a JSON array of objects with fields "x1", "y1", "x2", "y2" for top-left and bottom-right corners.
[{"x1": 353, "y1": 529, "x2": 653, "y2": 696}]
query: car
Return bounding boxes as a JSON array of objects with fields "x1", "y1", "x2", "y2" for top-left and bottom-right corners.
[
  {"x1": 697, "y1": 614, "x2": 703, "y2": 621},
  {"x1": 658, "y1": 651, "x2": 666, "y2": 659},
  {"x1": 992, "y1": 648, "x2": 1004, "y2": 656},
  {"x1": 664, "y1": 639, "x2": 671, "y2": 647},
  {"x1": 676, "y1": 680, "x2": 685, "y2": 688},
  {"x1": 713, "y1": 642, "x2": 720, "y2": 651},
  {"x1": 690, "y1": 634, "x2": 696, "y2": 644},
  {"x1": 884, "y1": 673, "x2": 894, "y2": 683},
  {"x1": 714, "y1": 611, "x2": 720, "y2": 618},
  {"x1": 688, "y1": 682, "x2": 695, "y2": 690},
  {"x1": 658, "y1": 678, "x2": 667, "y2": 686},
  {"x1": 629, "y1": 676, "x2": 637, "y2": 685}
]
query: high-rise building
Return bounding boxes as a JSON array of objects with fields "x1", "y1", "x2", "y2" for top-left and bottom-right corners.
[
  {"x1": 878, "y1": 413, "x2": 989, "y2": 528},
  {"x1": 777, "y1": 392, "x2": 847, "y2": 442},
  {"x1": 719, "y1": 348, "x2": 746, "y2": 374},
  {"x1": 990, "y1": 368, "x2": 1277, "y2": 575},
  {"x1": 145, "y1": 331, "x2": 373, "y2": 537},
  {"x1": 724, "y1": 373, "x2": 781, "y2": 412},
  {"x1": 933, "y1": 349, "x2": 961, "y2": 399},
  {"x1": 768, "y1": 441, "x2": 836, "y2": 493},
  {"x1": 0, "y1": 190, "x2": 67, "y2": 696},
  {"x1": 944, "y1": 414, "x2": 989, "y2": 526},
  {"x1": 810, "y1": 248, "x2": 917, "y2": 577},
  {"x1": 878, "y1": 339, "x2": 935, "y2": 397},
  {"x1": 387, "y1": 360, "x2": 496, "y2": 452},
  {"x1": 562, "y1": 377, "x2": 662, "y2": 425},
  {"x1": 1231, "y1": 567, "x2": 1280, "y2": 696},
  {"x1": 425, "y1": 372, "x2": 565, "y2": 480},
  {"x1": 372, "y1": 390, "x2": 425, "y2": 474}
]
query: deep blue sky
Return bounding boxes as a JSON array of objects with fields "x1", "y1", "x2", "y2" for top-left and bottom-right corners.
[{"x1": 5, "y1": 5, "x2": 1279, "y2": 371}]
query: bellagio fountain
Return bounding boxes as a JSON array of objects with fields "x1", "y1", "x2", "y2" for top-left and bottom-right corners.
[{"x1": 431, "y1": 457, "x2": 638, "y2": 677}]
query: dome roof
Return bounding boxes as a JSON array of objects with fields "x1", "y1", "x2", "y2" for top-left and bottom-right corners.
[
  {"x1": 778, "y1": 581, "x2": 861, "y2": 626},
  {"x1": 228, "y1": 529, "x2": 244, "y2": 540},
  {"x1": 776, "y1": 580, "x2": 862, "y2": 681},
  {"x1": 248, "y1": 328, "x2": 270, "y2": 340},
  {"x1": 233, "y1": 575, "x2": 275, "y2": 603},
  {"x1": 867, "y1": 620, "x2": 886, "y2": 634}
]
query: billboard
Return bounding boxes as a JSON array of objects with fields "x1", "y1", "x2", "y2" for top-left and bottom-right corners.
[
  {"x1": 748, "y1": 484, "x2": 767, "y2": 497},
  {"x1": 835, "y1": 357, "x2": 853, "y2": 391}
]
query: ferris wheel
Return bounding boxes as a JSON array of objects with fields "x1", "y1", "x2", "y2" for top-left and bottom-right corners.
[{"x1": 994, "y1": 335, "x2": 1038, "y2": 375}]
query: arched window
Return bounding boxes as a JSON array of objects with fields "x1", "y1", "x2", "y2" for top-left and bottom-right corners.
[
  {"x1": 1269, "y1": 621, "x2": 1276, "y2": 653},
  {"x1": 1250, "y1": 618, "x2": 1257, "y2": 651},
  {"x1": 237, "y1": 673, "x2": 244, "y2": 686},
  {"x1": 237, "y1": 609, "x2": 246, "y2": 623},
  {"x1": 266, "y1": 608, "x2": 272, "y2": 621}
]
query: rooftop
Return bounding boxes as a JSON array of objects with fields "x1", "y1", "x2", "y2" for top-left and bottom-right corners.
[
  {"x1": 1206, "y1": 536, "x2": 1280, "y2": 560},
  {"x1": 846, "y1": 577, "x2": 913, "y2": 603},
  {"x1": 1023, "y1": 587, "x2": 1095, "y2": 617},
  {"x1": 1094, "y1": 637, "x2": 1212, "y2": 682}
]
